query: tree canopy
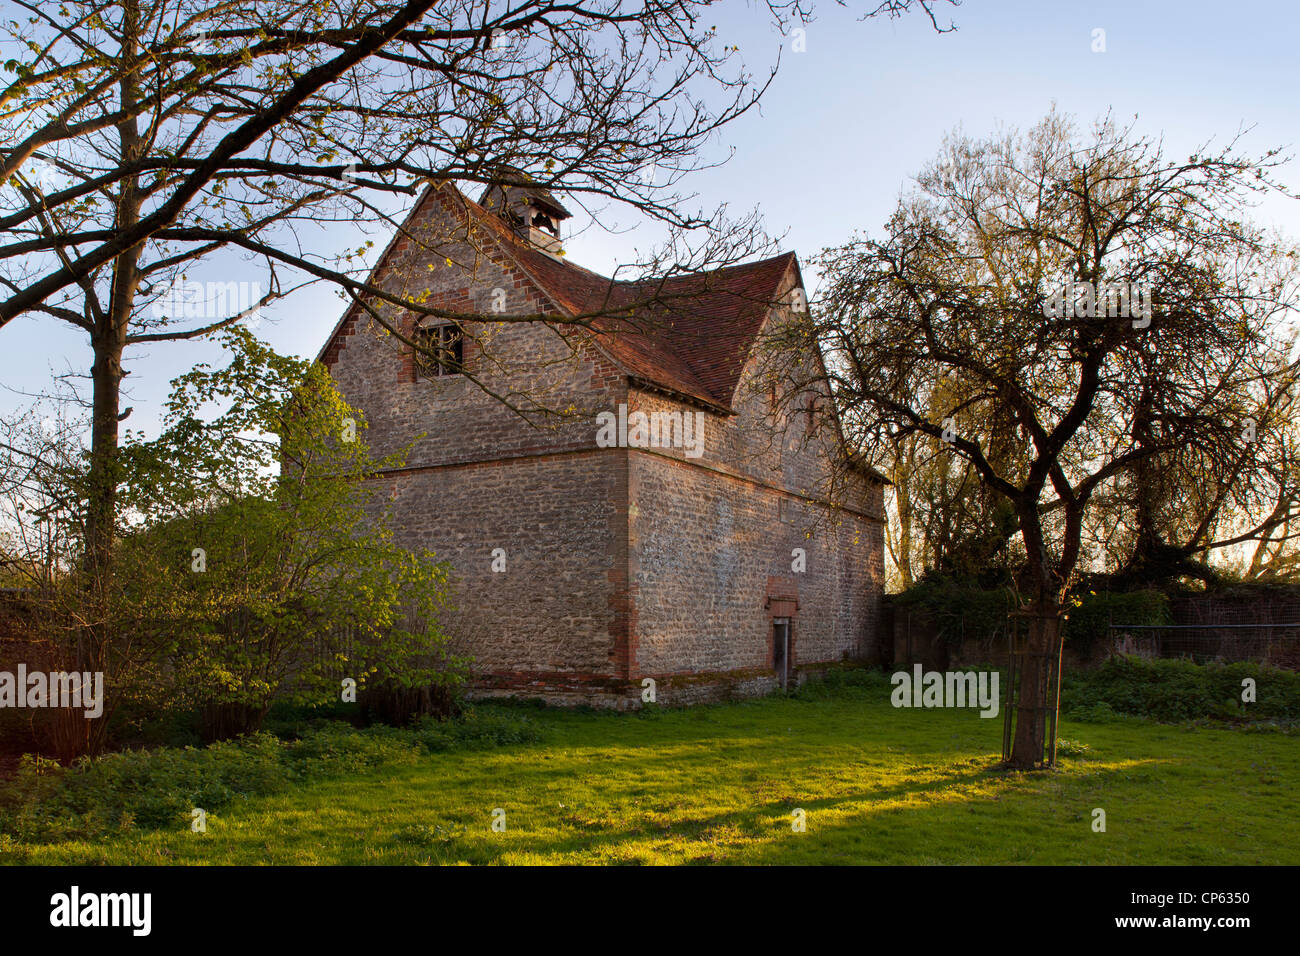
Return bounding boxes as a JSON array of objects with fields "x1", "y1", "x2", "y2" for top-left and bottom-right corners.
[{"x1": 796, "y1": 110, "x2": 1300, "y2": 764}]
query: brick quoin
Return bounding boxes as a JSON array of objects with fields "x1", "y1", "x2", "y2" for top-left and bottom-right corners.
[{"x1": 318, "y1": 178, "x2": 886, "y2": 707}]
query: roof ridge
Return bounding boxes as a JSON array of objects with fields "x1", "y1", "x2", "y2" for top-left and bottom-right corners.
[
  {"x1": 461, "y1": 183, "x2": 795, "y2": 290},
  {"x1": 448, "y1": 182, "x2": 721, "y2": 404}
]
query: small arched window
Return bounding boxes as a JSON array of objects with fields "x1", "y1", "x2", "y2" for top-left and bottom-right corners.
[{"x1": 414, "y1": 324, "x2": 463, "y2": 378}]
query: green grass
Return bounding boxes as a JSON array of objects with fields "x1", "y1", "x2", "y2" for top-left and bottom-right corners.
[{"x1": 5, "y1": 676, "x2": 1299, "y2": 865}]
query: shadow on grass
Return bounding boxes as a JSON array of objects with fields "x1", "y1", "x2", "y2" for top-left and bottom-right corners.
[{"x1": 348, "y1": 730, "x2": 1171, "y2": 865}]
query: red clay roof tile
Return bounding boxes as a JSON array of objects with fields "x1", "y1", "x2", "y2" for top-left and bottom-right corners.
[{"x1": 448, "y1": 183, "x2": 799, "y2": 410}]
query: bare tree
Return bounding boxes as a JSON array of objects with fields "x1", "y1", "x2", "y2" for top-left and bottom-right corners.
[
  {"x1": 1096, "y1": 360, "x2": 1300, "y2": 586},
  {"x1": 791, "y1": 110, "x2": 1299, "y2": 768},
  {"x1": 2, "y1": 0, "x2": 761, "y2": 598}
]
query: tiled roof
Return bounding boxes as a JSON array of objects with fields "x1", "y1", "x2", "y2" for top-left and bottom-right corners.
[{"x1": 447, "y1": 183, "x2": 799, "y2": 410}]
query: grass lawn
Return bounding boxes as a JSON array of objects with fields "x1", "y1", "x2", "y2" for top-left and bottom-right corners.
[{"x1": 9, "y1": 679, "x2": 1300, "y2": 865}]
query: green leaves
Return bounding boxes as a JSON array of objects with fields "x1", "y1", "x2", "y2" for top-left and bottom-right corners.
[{"x1": 112, "y1": 329, "x2": 462, "y2": 724}]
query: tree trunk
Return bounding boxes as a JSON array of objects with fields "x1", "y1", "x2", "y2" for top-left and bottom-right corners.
[
  {"x1": 1008, "y1": 599, "x2": 1062, "y2": 769},
  {"x1": 59, "y1": 301, "x2": 132, "y2": 760},
  {"x1": 895, "y1": 476, "x2": 915, "y2": 589},
  {"x1": 70, "y1": 3, "x2": 144, "y2": 759}
]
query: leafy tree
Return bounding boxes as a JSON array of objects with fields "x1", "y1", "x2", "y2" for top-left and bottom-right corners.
[
  {"x1": 120, "y1": 327, "x2": 465, "y2": 741},
  {"x1": 885, "y1": 413, "x2": 1023, "y2": 590},
  {"x1": 0, "y1": 329, "x2": 463, "y2": 754}
]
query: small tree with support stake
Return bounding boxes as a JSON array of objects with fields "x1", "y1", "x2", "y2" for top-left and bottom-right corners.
[{"x1": 1002, "y1": 608, "x2": 1065, "y2": 769}]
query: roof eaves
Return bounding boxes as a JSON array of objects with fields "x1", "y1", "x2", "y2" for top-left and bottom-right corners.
[{"x1": 627, "y1": 375, "x2": 734, "y2": 415}]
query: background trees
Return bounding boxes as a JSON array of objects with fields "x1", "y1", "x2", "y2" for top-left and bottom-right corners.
[{"x1": 799, "y1": 110, "x2": 1300, "y2": 766}]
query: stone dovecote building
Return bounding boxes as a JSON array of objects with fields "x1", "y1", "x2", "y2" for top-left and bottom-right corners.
[{"x1": 318, "y1": 177, "x2": 886, "y2": 706}]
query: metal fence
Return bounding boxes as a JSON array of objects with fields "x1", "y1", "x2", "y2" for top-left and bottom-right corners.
[{"x1": 1107, "y1": 622, "x2": 1300, "y2": 668}]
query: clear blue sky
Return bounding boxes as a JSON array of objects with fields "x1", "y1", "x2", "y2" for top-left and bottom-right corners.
[{"x1": 4, "y1": 0, "x2": 1298, "y2": 435}]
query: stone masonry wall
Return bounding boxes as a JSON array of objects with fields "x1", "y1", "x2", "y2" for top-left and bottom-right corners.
[
  {"x1": 368, "y1": 450, "x2": 622, "y2": 677},
  {"x1": 323, "y1": 184, "x2": 627, "y2": 467},
  {"x1": 323, "y1": 184, "x2": 631, "y2": 688},
  {"x1": 630, "y1": 446, "x2": 883, "y2": 678},
  {"x1": 321, "y1": 182, "x2": 885, "y2": 705}
]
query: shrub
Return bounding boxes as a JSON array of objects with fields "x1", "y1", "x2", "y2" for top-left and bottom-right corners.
[
  {"x1": 4, "y1": 330, "x2": 466, "y2": 760},
  {"x1": 793, "y1": 666, "x2": 891, "y2": 701},
  {"x1": 892, "y1": 578, "x2": 1173, "y2": 657},
  {"x1": 0, "y1": 734, "x2": 286, "y2": 842},
  {"x1": 892, "y1": 577, "x2": 1017, "y2": 647},
  {"x1": 408, "y1": 709, "x2": 545, "y2": 752},
  {"x1": 0, "y1": 707, "x2": 546, "y2": 845},
  {"x1": 1067, "y1": 701, "x2": 1118, "y2": 723},
  {"x1": 1054, "y1": 738, "x2": 1092, "y2": 757},
  {"x1": 1061, "y1": 657, "x2": 1300, "y2": 723}
]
